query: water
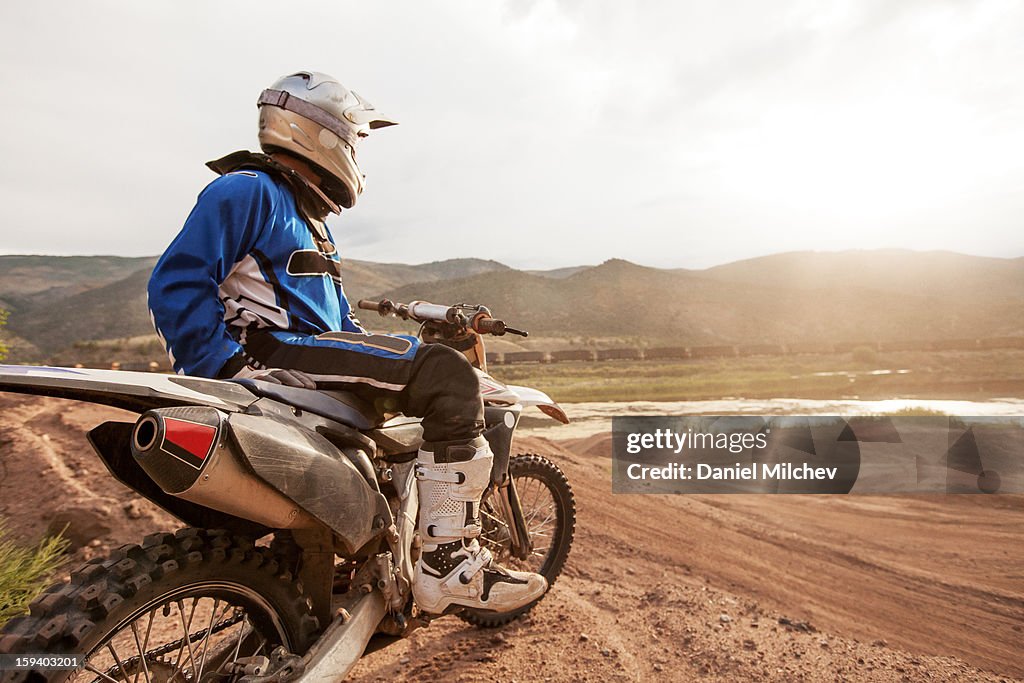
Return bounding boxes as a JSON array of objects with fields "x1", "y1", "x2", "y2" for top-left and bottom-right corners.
[{"x1": 517, "y1": 397, "x2": 1024, "y2": 439}]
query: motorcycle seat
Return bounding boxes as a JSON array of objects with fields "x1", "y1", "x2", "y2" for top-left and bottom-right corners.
[{"x1": 232, "y1": 379, "x2": 379, "y2": 430}]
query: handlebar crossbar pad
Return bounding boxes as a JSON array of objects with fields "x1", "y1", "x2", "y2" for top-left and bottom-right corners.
[{"x1": 407, "y1": 301, "x2": 453, "y2": 322}]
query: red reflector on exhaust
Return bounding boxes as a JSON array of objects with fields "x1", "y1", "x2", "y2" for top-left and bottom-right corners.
[{"x1": 164, "y1": 417, "x2": 216, "y2": 461}]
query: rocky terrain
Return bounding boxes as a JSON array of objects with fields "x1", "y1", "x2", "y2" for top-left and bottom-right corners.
[{"x1": 0, "y1": 393, "x2": 1020, "y2": 681}]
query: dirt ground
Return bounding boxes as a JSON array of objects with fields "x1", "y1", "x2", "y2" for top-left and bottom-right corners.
[{"x1": 0, "y1": 394, "x2": 1020, "y2": 682}]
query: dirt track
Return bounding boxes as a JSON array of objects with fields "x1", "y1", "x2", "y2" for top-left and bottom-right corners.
[{"x1": 0, "y1": 394, "x2": 1021, "y2": 682}]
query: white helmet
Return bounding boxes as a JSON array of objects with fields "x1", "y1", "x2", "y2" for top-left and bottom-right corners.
[{"x1": 257, "y1": 71, "x2": 397, "y2": 209}]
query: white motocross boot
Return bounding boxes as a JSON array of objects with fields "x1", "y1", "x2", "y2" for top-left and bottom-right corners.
[{"x1": 413, "y1": 436, "x2": 548, "y2": 614}]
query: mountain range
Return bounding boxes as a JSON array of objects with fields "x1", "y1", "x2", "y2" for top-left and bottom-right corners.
[{"x1": 0, "y1": 250, "x2": 1020, "y2": 362}]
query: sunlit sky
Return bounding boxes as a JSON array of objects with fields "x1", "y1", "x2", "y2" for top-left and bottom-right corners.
[{"x1": 1, "y1": 0, "x2": 1022, "y2": 269}]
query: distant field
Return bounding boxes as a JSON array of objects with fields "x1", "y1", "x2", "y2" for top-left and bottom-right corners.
[
  {"x1": 488, "y1": 349, "x2": 1024, "y2": 402},
  {"x1": 10, "y1": 335, "x2": 1024, "y2": 404}
]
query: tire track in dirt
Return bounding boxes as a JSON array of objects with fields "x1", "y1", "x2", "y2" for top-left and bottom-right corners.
[
  {"x1": 0, "y1": 394, "x2": 176, "y2": 554},
  {"x1": 557, "y1": 433, "x2": 1023, "y2": 678},
  {"x1": 20, "y1": 404, "x2": 118, "y2": 505}
]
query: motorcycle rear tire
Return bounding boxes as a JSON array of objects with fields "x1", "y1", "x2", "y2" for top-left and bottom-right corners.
[{"x1": 0, "y1": 528, "x2": 319, "y2": 682}]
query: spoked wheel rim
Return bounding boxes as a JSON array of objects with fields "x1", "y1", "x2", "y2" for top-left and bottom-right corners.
[
  {"x1": 71, "y1": 582, "x2": 290, "y2": 683},
  {"x1": 480, "y1": 473, "x2": 561, "y2": 575}
]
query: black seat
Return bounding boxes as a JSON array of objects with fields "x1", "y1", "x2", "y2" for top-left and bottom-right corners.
[{"x1": 232, "y1": 379, "x2": 379, "y2": 430}]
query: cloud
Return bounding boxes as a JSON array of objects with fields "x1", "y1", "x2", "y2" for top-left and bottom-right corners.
[{"x1": 0, "y1": 0, "x2": 1021, "y2": 267}]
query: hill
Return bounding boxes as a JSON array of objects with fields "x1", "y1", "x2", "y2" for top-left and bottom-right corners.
[
  {"x1": 378, "y1": 256, "x2": 1024, "y2": 343},
  {"x1": 0, "y1": 250, "x2": 1021, "y2": 361},
  {"x1": 704, "y1": 249, "x2": 1024, "y2": 300},
  {"x1": 342, "y1": 258, "x2": 508, "y2": 297},
  {"x1": 525, "y1": 265, "x2": 591, "y2": 279},
  {"x1": 8, "y1": 268, "x2": 156, "y2": 354},
  {"x1": 0, "y1": 256, "x2": 510, "y2": 356},
  {"x1": 0, "y1": 255, "x2": 158, "y2": 296}
]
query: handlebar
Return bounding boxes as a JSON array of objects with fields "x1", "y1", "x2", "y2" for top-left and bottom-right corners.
[
  {"x1": 356, "y1": 299, "x2": 528, "y2": 337},
  {"x1": 357, "y1": 298, "x2": 396, "y2": 315}
]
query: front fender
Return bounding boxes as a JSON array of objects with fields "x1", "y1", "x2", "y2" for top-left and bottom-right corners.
[{"x1": 506, "y1": 385, "x2": 570, "y2": 424}]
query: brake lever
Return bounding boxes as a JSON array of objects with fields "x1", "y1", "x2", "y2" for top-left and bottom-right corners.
[{"x1": 504, "y1": 327, "x2": 529, "y2": 337}]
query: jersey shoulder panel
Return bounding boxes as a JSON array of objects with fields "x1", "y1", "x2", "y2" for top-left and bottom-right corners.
[{"x1": 198, "y1": 169, "x2": 284, "y2": 205}]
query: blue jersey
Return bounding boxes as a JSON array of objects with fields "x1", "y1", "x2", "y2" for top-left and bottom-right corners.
[{"x1": 148, "y1": 169, "x2": 365, "y2": 377}]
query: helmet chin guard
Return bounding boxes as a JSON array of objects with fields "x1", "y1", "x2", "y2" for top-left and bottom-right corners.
[{"x1": 257, "y1": 71, "x2": 396, "y2": 210}]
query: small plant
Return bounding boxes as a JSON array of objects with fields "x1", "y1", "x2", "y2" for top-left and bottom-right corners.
[
  {"x1": 882, "y1": 406, "x2": 949, "y2": 417},
  {"x1": 0, "y1": 521, "x2": 69, "y2": 625},
  {"x1": 0, "y1": 309, "x2": 8, "y2": 362}
]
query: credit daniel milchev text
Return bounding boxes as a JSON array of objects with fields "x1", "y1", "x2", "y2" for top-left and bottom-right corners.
[{"x1": 624, "y1": 428, "x2": 839, "y2": 481}]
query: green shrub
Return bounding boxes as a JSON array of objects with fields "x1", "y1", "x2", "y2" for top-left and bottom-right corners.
[
  {"x1": 0, "y1": 309, "x2": 8, "y2": 362},
  {"x1": 0, "y1": 521, "x2": 69, "y2": 625},
  {"x1": 882, "y1": 406, "x2": 948, "y2": 416}
]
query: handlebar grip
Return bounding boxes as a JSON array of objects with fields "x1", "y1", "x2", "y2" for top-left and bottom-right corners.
[
  {"x1": 473, "y1": 317, "x2": 506, "y2": 335},
  {"x1": 356, "y1": 299, "x2": 380, "y2": 311},
  {"x1": 357, "y1": 299, "x2": 397, "y2": 317}
]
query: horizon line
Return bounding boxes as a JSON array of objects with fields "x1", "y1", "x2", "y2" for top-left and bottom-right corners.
[{"x1": 0, "y1": 246, "x2": 1021, "y2": 273}]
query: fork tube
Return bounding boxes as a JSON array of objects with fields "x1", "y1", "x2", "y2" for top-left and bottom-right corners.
[{"x1": 495, "y1": 477, "x2": 533, "y2": 560}]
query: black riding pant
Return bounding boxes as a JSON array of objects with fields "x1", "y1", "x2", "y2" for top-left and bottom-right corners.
[{"x1": 243, "y1": 329, "x2": 484, "y2": 442}]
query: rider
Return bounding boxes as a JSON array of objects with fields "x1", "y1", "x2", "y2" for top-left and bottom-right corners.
[{"x1": 147, "y1": 70, "x2": 546, "y2": 615}]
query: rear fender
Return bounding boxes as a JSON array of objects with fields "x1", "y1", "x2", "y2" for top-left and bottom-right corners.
[{"x1": 0, "y1": 365, "x2": 256, "y2": 413}]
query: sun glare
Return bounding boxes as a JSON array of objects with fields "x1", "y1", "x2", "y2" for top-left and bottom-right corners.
[{"x1": 712, "y1": 94, "x2": 1009, "y2": 223}]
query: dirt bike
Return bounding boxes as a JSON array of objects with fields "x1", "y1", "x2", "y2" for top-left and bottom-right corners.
[{"x1": 0, "y1": 299, "x2": 575, "y2": 682}]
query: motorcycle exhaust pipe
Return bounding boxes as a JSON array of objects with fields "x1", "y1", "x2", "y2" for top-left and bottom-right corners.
[
  {"x1": 131, "y1": 407, "x2": 316, "y2": 529},
  {"x1": 132, "y1": 414, "x2": 161, "y2": 452}
]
